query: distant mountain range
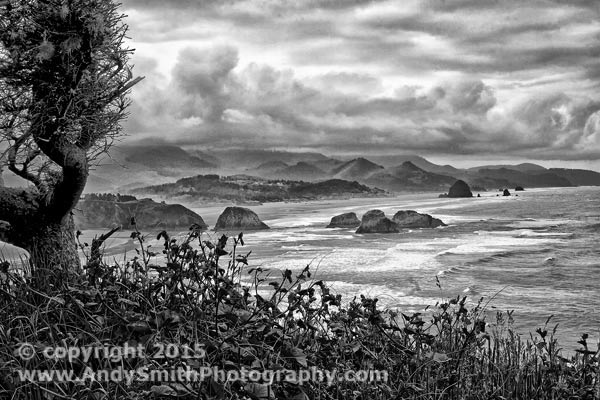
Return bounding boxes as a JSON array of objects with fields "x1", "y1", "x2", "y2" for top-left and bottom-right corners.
[
  {"x1": 78, "y1": 144, "x2": 600, "y2": 196},
  {"x1": 467, "y1": 163, "x2": 548, "y2": 173},
  {"x1": 332, "y1": 158, "x2": 384, "y2": 180}
]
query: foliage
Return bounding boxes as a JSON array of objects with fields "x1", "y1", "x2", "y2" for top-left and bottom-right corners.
[
  {"x1": 0, "y1": 0, "x2": 140, "y2": 186},
  {"x1": 0, "y1": 0, "x2": 142, "y2": 269},
  {"x1": 84, "y1": 193, "x2": 138, "y2": 202},
  {"x1": 0, "y1": 227, "x2": 599, "y2": 399}
]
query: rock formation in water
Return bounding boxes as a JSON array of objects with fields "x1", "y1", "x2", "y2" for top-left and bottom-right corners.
[
  {"x1": 503, "y1": 189, "x2": 511, "y2": 196},
  {"x1": 448, "y1": 180, "x2": 473, "y2": 198},
  {"x1": 392, "y1": 210, "x2": 446, "y2": 228},
  {"x1": 356, "y1": 210, "x2": 399, "y2": 234},
  {"x1": 74, "y1": 196, "x2": 207, "y2": 230},
  {"x1": 214, "y1": 207, "x2": 269, "y2": 231},
  {"x1": 326, "y1": 212, "x2": 361, "y2": 228},
  {"x1": 515, "y1": 186, "x2": 525, "y2": 191}
]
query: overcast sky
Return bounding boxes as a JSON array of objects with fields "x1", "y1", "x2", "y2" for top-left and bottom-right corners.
[{"x1": 121, "y1": 0, "x2": 600, "y2": 168}]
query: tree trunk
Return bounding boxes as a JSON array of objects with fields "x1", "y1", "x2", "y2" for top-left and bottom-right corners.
[
  {"x1": 24, "y1": 214, "x2": 80, "y2": 273},
  {"x1": 0, "y1": 188, "x2": 81, "y2": 274}
]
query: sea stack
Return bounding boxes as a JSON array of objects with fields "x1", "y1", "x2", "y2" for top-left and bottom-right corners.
[
  {"x1": 356, "y1": 210, "x2": 399, "y2": 234},
  {"x1": 448, "y1": 180, "x2": 473, "y2": 198},
  {"x1": 503, "y1": 189, "x2": 511, "y2": 196},
  {"x1": 214, "y1": 207, "x2": 269, "y2": 230},
  {"x1": 326, "y1": 212, "x2": 361, "y2": 228},
  {"x1": 74, "y1": 196, "x2": 208, "y2": 230},
  {"x1": 392, "y1": 210, "x2": 446, "y2": 228},
  {"x1": 515, "y1": 186, "x2": 525, "y2": 191}
]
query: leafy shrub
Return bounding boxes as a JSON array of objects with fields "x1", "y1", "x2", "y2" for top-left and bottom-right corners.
[{"x1": 0, "y1": 227, "x2": 598, "y2": 399}]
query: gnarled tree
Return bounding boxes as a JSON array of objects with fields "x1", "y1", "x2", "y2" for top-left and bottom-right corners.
[{"x1": 0, "y1": 0, "x2": 142, "y2": 270}]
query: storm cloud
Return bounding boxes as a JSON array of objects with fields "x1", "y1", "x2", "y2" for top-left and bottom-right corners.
[{"x1": 122, "y1": 0, "x2": 600, "y2": 163}]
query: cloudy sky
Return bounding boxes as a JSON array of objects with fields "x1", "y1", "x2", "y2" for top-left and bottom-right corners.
[{"x1": 121, "y1": 0, "x2": 600, "y2": 168}]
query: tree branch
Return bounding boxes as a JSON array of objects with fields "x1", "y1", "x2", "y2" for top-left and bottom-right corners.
[
  {"x1": 38, "y1": 139, "x2": 88, "y2": 220},
  {"x1": 7, "y1": 143, "x2": 42, "y2": 187},
  {"x1": 89, "y1": 225, "x2": 121, "y2": 265}
]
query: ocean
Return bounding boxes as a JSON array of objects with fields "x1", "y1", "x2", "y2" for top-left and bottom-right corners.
[
  {"x1": 189, "y1": 186, "x2": 600, "y2": 352},
  {"x1": 5, "y1": 186, "x2": 599, "y2": 351}
]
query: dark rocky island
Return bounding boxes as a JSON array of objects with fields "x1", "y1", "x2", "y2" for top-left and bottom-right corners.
[
  {"x1": 503, "y1": 189, "x2": 511, "y2": 196},
  {"x1": 356, "y1": 210, "x2": 399, "y2": 234},
  {"x1": 515, "y1": 186, "x2": 525, "y2": 191},
  {"x1": 214, "y1": 207, "x2": 269, "y2": 231},
  {"x1": 74, "y1": 194, "x2": 207, "y2": 230},
  {"x1": 326, "y1": 212, "x2": 361, "y2": 228},
  {"x1": 393, "y1": 210, "x2": 446, "y2": 228},
  {"x1": 448, "y1": 180, "x2": 474, "y2": 198}
]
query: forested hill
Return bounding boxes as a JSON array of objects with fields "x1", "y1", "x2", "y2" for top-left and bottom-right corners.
[{"x1": 132, "y1": 175, "x2": 385, "y2": 203}]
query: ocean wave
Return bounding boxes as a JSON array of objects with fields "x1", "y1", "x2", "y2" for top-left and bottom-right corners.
[
  {"x1": 386, "y1": 241, "x2": 441, "y2": 252},
  {"x1": 507, "y1": 219, "x2": 576, "y2": 229},
  {"x1": 335, "y1": 248, "x2": 441, "y2": 273},
  {"x1": 462, "y1": 285, "x2": 482, "y2": 296},
  {"x1": 475, "y1": 228, "x2": 573, "y2": 238},
  {"x1": 265, "y1": 217, "x2": 327, "y2": 228},
  {"x1": 516, "y1": 231, "x2": 575, "y2": 239},
  {"x1": 324, "y1": 280, "x2": 432, "y2": 309},
  {"x1": 436, "y1": 265, "x2": 464, "y2": 277},
  {"x1": 455, "y1": 247, "x2": 556, "y2": 269},
  {"x1": 437, "y1": 245, "x2": 511, "y2": 256},
  {"x1": 255, "y1": 230, "x2": 354, "y2": 242},
  {"x1": 543, "y1": 256, "x2": 556, "y2": 265},
  {"x1": 437, "y1": 239, "x2": 561, "y2": 257}
]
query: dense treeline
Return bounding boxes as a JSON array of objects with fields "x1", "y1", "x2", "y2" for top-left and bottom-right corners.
[
  {"x1": 134, "y1": 174, "x2": 385, "y2": 203},
  {"x1": 84, "y1": 193, "x2": 139, "y2": 202}
]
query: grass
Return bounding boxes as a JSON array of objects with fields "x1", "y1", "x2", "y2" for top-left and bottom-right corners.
[{"x1": 0, "y1": 226, "x2": 599, "y2": 399}]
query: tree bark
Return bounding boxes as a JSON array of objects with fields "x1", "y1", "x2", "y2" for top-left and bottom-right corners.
[
  {"x1": 0, "y1": 187, "x2": 82, "y2": 273},
  {"x1": 23, "y1": 214, "x2": 80, "y2": 273}
]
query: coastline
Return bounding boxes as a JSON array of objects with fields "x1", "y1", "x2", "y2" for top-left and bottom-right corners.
[{"x1": 4, "y1": 186, "x2": 599, "y2": 354}]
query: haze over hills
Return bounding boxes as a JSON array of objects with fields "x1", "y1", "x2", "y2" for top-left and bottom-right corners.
[
  {"x1": 85, "y1": 145, "x2": 222, "y2": 193},
  {"x1": 369, "y1": 155, "x2": 462, "y2": 176},
  {"x1": 367, "y1": 162, "x2": 457, "y2": 192},
  {"x1": 202, "y1": 149, "x2": 335, "y2": 169},
  {"x1": 331, "y1": 158, "x2": 384, "y2": 180},
  {"x1": 268, "y1": 162, "x2": 328, "y2": 181},
  {"x1": 467, "y1": 163, "x2": 548, "y2": 173},
  {"x1": 474, "y1": 168, "x2": 574, "y2": 188},
  {"x1": 252, "y1": 161, "x2": 290, "y2": 175},
  {"x1": 74, "y1": 143, "x2": 600, "y2": 197},
  {"x1": 122, "y1": 145, "x2": 216, "y2": 169},
  {"x1": 548, "y1": 169, "x2": 600, "y2": 186}
]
